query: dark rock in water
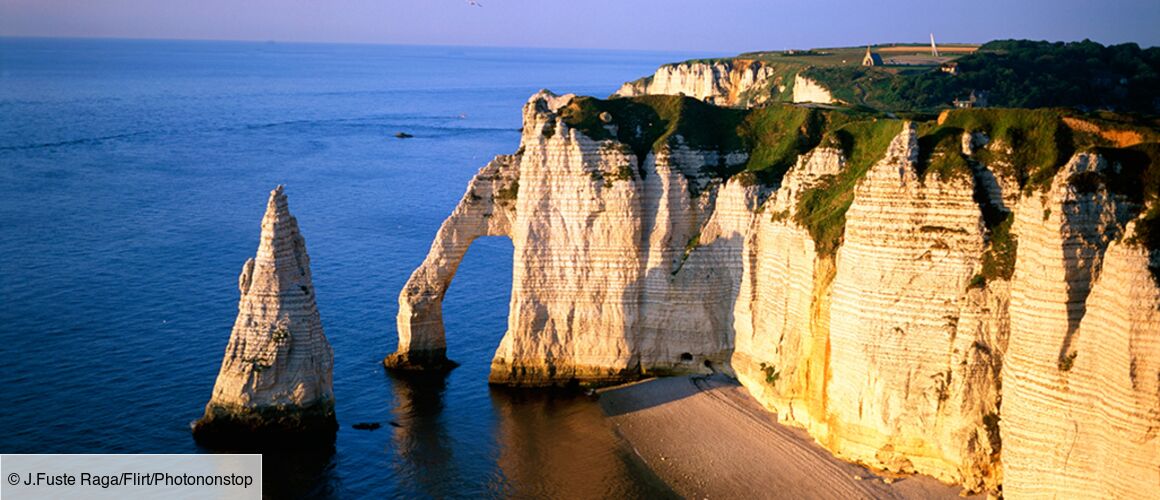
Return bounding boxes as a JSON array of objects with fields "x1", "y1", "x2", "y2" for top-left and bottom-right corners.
[
  {"x1": 352, "y1": 422, "x2": 382, "y2": 431},
  {"x1": 383, "y1": 349, "x2": 459, "y2": 373},
  {"x1": 394, "y1": 132, "x2": 413, "y2": 139},
  {"x1": 192, "y1": 400, "x2": 338, "y2": 450}
]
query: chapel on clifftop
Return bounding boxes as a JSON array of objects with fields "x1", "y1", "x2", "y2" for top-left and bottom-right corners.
[{"x1": 862, "y1": 46, "x2": 883, "y2": 66}]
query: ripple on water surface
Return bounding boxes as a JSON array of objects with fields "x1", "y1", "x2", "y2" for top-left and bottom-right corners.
[{"x1": 0, "y1": 38, "x2": 700, "y2": 496}]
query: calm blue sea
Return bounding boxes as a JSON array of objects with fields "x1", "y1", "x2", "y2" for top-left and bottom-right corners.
[{"x1": 0, "y1": 38, "x2": 710, "y2": 498}]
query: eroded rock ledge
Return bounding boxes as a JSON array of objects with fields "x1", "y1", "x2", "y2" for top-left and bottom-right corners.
[
  {"x1": 390, "y1": 90, "x2": 1160, "y2": 496},
  {"x1": 194, "y1": 186, "x2": 336, "y2": 447}
]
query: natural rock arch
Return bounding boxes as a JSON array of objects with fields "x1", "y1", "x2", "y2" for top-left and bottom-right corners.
[
  {"x1": 386, "y1": 90, "x2": 751, "y2": 386},
  {"x1": 384, "y1": 155, "x2": 520, "y2": 371}
]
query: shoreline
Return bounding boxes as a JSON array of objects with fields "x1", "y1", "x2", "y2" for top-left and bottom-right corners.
[{"x1": 598, "y1": 374, "x2": 979, "y2": 499}]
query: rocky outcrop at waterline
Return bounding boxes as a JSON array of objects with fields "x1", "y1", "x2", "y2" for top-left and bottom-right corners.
[
  {"x1": 193, "y1": 186, "x2": 336, "y2": 446},
  {"x1": 391, "y1": 89, "x2": 1160, "y2": 495}
]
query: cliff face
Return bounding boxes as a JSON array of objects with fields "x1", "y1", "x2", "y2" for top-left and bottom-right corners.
[
  {"x1": 387, "y1": 91, "x2": 754, "y2": 383},
  {"x1": 613, "y1": 60, "x2": 835, "y2": 107},
  {"x1": 390, "y1": 92, "x2": 1160, "y2": 494},
  {"x1": 1002, "y1": 153, "x2": 1160, "y2": 498},
  {"x1": 496, "y1": 94, "x2": 769, "y2": 384},
  {"x1": 791, "y1": 74, "x2": 835, "y2": 104},
  {"x1": 735, "y1": 125, "x2": 1008, "y2": 491},
  {"x1": 612, "y1": 60, "x2": 777, "y2": 106},
  {"x1": 387, "y1": 154, "x2": 519, "y2": 370},
  {"x1": 195, "y1": 186, "x2": 336, "y2": 443}
]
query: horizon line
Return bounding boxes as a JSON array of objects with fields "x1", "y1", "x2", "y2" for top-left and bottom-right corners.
[{"x1": 0, "y1": 34, "x2": 1096, "y2": 55}]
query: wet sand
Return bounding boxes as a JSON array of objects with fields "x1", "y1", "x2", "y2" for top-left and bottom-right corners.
[{"x1": 599, "y1": 375, "x2": 978, "y2": 499}]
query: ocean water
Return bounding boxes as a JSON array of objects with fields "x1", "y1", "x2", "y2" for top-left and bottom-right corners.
[{"x1": 0, "y1": 38, "x2": 708, "y2": 497}]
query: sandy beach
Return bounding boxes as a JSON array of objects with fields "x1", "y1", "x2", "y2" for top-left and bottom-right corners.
[{"x1": 599, "y1": 375, "x2": 978, "y2": 499}]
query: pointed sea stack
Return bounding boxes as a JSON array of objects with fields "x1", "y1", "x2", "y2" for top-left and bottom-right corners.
[{"x1": 192, "y1": 186, "x2": 336, "y2": 448}]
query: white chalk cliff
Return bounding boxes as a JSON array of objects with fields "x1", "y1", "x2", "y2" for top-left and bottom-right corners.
[
  {"x1": 613, "y1": 59, "x2": 779, "y2": 106},
  {"x1": 389, "y1": 90, "x2": 1160, "y2": 495},
  {"x1": 791, "y1": 74, "x2": 835, "y2": 104},
  {"x1": 614, "y1": 60, "x2": 835, "y2": 107},
  {"x1": 195, "y1": 186, "x2": 335, "y2": 441},
  {"x1": 387, "y1": 91, "x2": 754, "y2": 382},
  {"x1": 1002, "y1": 154, "x2": 1160, "y2": 498}
]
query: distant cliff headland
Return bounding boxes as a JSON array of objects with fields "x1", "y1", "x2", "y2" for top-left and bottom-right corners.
[
  {"x1": 615, "y1": 39, "x2": 1160, "y2": 114},
  {"x1": 385, "y1": 39, "x2": 1160, "y2": 497}
]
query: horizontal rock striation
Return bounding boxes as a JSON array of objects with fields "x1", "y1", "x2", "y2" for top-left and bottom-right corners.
[
  {"x1": 1002, "y1": 153, "x2": 1160, "y2": 498},
  {"x1": 393, "y1": 90, "x2": 1160, "y2": 494},
  {"x1": 612, "y1": 59, "x2": 779, "y2": 107},
  {"x1": 394, "y1": 91, "x2": 754, "y2": 385},
  {"x1": 613, "y1": 60, "x2": 837, "y2": 107},
  {"x1": 194, "y1": 186, "x2": 336, "y2": 446},
  {"x1": 386, "y1": 154, "x2": 519, "y2": 371}
]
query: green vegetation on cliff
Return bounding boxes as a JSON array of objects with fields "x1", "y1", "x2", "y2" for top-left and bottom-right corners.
[
  {"x1": 558, "y1": 95, "x2": 829, "y2": 184},
  {"x1": 920, "y1": 109, "x2": 1070, "y2": 192},
  {"x1": 638, "y1": 40, "x2": 1159, "y2": 114},
  {"x1": 557, "y1": 95, "x2": 745, "y2": 168},
  {"x1": 731, "y1": 105, "x2": 819, "y2": 183},
  {"x1": 794, "y1": 119, "x2": 902, "y2": 256},
  {"x1": 559, "y1": 95, "x2": 1160, "y2": 267},
  {"x1": 559, "y1": 94, "x2": 889, "y2": 187},
  {"x1": 800, "y1": 40, "x2": 1160, "y2": 113}
]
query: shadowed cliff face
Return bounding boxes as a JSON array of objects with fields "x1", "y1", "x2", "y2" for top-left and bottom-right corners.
[{"x1": 389, "y1": 90, "x2": 1160, "y2": 496}]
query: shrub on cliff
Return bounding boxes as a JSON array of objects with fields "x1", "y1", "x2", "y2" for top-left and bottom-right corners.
[
  {"x1": 560, "y1": 96, "x2": 823, "y2": 186},
  {"x1": 794, "y1": 119, "x2": 902, "y2": 257}
]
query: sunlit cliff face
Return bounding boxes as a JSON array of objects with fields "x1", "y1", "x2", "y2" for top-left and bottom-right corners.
[{"x1": 389, "y1": 88, "x2": 1160, "y2": 495}]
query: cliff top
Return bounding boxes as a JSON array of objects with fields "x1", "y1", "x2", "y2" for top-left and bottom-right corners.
[
  {"x1": 683, "y1": 43, "x2": 979, "y2": 68},
  {"x1": 627, "y1": 40, "x2": 1160, "y2": 114},
  {"x1": 559, "y1": 93, "x2": 1160, "y2": 263}
]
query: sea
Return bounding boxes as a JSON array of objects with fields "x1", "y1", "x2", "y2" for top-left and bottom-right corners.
[{"x1": 0, "y1": 38, "x2": 715, "y2": 498}]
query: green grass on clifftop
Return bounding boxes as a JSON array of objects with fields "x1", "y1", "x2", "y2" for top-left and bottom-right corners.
[
  {"x1": 731, "y1": 105, "x2": 819, "y2": 183},
  {"x1": 665, "y1": 40, "x2": 1160, "y2": 113},
  {"x1": 794, "y1": 119, "x2": 902, "y2": 256},
  {"x1": 800, "y1": 40, "x2": 1159, "y2": 113},
  {"x1": 558, "y1": 95, "x2": 828, "y2": 184},
  {"x1": 560, "y1": 95, "x2": 1160, "y2": 266},
  {"x1": 933, "y1": 109, "x2": 1070, "y2": 193},
  {"x1": 557, "y1": 95, "x2": 744, "y2": 169}
]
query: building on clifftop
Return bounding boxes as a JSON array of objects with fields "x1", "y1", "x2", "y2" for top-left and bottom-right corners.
[
  {"x1": 862, "y1": 46, "x2": 883, "y2": 66},
  {"x1": 953, "y1": 90, "x2": 989, "y2": 108}
]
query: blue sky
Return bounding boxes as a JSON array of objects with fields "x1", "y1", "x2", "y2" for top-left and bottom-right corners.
[{"x1": 1, "y1": 0, "x2": 1157, "y2": 52}]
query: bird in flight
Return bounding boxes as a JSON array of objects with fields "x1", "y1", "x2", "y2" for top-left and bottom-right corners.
[{"x1": 467, "y1": 0, "x2": 482, "y2": 6}]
